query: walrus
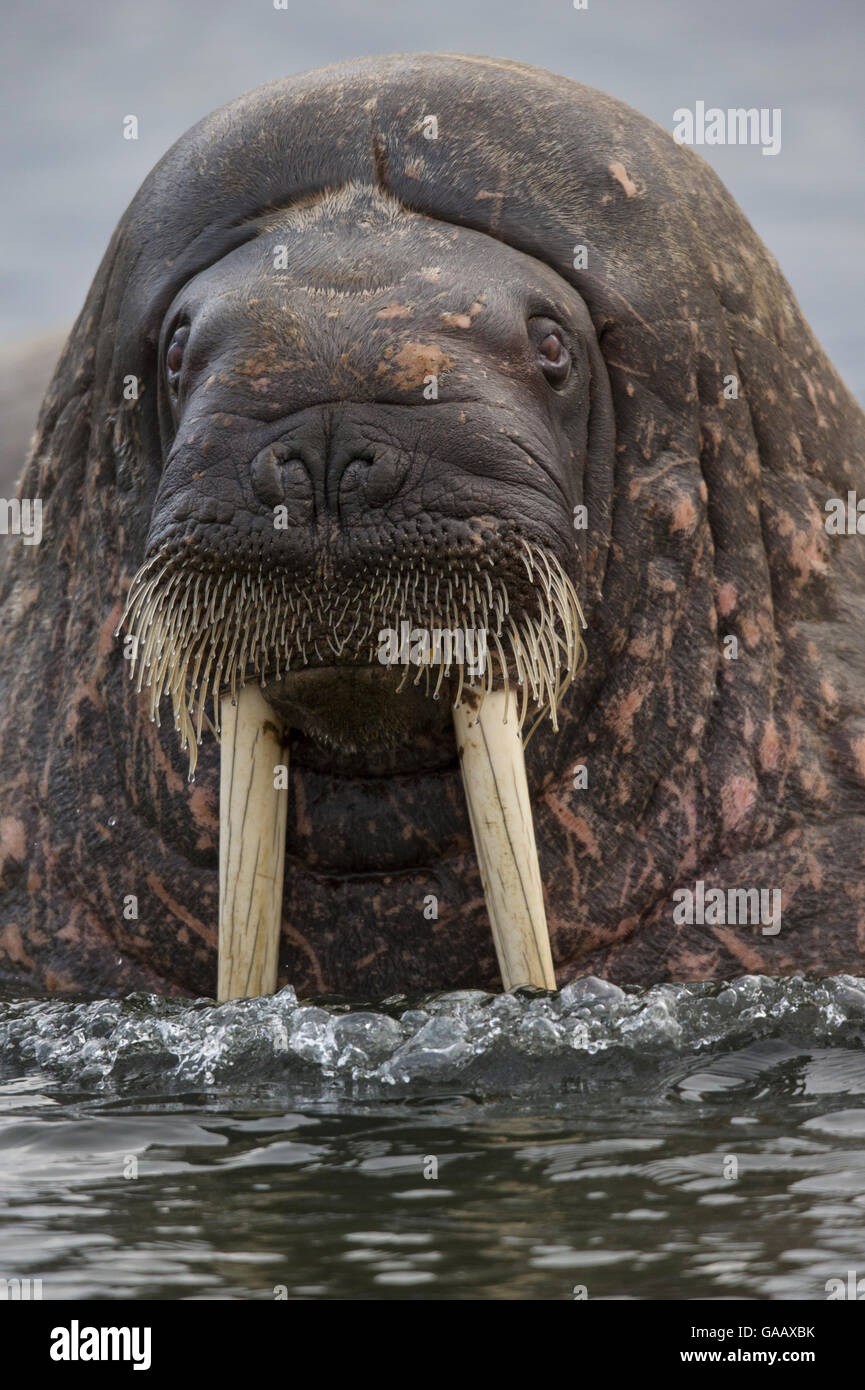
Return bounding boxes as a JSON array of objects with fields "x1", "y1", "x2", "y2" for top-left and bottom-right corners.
[{"x1": 1, "y1": 52, "x2": 864, "y2": 998}]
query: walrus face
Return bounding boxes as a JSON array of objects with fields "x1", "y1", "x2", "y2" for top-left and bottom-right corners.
[{"x1": 125, "y1": 184, "x2": 601, "y2": 771}]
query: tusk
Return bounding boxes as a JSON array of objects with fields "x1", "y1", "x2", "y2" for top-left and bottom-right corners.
[
  {"x1": 218, "y1": 685, "x2": 288, "y2": 1001},
  {"x1": 453, "y1": 688, "x2": 557, "y2": 992}
]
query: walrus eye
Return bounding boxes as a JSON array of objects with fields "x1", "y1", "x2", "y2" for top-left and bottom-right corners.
[
  {"x1": 530, "y1": 319, "x2": 570, "y2": 387},
  {"x1": 165, "y1": 326, "x2": 189, "y2": 393}
]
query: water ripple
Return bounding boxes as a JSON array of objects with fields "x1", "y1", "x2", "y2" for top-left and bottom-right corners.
[{"x1": 1, "y1": 973, "x2": 863, "y2": 1097}]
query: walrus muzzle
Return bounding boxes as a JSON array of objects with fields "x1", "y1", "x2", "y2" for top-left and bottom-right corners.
[{"x1": 119, "y1": 539, "x2": 584, "y2": 998}]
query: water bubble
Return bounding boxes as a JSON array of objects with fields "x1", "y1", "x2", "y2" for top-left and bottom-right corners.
[
  {"x1": 0, "y1": 974, "x2": 862, "y2": 1099},
  {"x1": 560, "y1": 976, "x2": 626, "y2": 1011}
]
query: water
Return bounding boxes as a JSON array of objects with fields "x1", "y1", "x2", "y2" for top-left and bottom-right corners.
[{"x1": 1, "y1": 974, "x2": 864, "y2": 1300}]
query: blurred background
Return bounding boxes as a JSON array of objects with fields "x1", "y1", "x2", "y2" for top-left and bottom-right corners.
[{"x1": 1, "y1": 0, "x2": 862, "y2": 490}]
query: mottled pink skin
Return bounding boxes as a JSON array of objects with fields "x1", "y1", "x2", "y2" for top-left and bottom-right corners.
[{"x1": 2, "y1": 55, "x2": 865, "y2": 997}]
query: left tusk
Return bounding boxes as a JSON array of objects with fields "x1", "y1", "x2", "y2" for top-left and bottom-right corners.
[
  {"x1": 453, "y1": 688, "x2": 557, "y2": 992},
  {"x1": 218, "y1": 685, "x2": 288, "y2": 1001}
]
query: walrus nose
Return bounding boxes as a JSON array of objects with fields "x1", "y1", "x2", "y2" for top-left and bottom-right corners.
[
  {"x1": 249, "y1": 436, "x2": 408, "y2": 520},
  {"x1": 249, "y1": 442, "x2": 313, "y2": 520}
]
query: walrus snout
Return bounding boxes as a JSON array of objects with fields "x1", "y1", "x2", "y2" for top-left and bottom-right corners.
[{"x1": 248, "y1": 419, "x2": 412, "y2": 522}]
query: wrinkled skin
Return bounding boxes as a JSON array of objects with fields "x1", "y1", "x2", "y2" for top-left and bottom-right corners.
[{"x1": 1, "y1": 53, "x2": 864, "y2": 998}]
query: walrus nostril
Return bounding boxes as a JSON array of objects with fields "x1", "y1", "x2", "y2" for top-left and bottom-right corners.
[
  {"x1": 337, "y1": 451, "x2": 407, "y2": 509},
  {"x1": 250, "y1": 443, "x2": 313, "y2": 520},
  {"x1": 365, "y1": 454, "x2": 408, "y2": 507}
]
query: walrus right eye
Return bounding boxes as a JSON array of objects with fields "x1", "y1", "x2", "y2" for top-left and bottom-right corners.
[
  {"x1": 165, "y1": 325, "x2": 189, "y2": 394},
  {"x1": 529, "y1": 317, "x2": 571, "y2": 389}
]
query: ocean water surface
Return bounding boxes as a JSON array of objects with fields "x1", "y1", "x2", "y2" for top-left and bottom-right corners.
[{"x1": 1, "y1": 974, "x2": 864, "y2": 1300}]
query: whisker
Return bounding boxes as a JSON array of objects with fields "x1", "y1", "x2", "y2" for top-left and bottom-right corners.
[{"x1": 119, "y1": 542, "x2": 588, "y2": 775}]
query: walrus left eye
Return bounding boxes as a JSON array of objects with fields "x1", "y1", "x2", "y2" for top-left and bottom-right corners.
[
  {"x1": 530, "y1": 319, "x2": 570, "y2": 387},
  {"x1": 165, "y1": 325, "x2": 189, "y2": 394}
]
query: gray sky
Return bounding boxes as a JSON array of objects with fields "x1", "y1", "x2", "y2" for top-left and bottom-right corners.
[{"x1": 2, "y1": 0, "x2": 863, "y2": 400}]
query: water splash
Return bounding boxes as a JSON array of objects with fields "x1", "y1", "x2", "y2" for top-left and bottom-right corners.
[{"x1": 1, "y1": 974, "x2": 863, "y2": 1097}]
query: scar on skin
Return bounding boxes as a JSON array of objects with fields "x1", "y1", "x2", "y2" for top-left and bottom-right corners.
[
  {"x1": 852, "y1": 734, "x2": 865, "y2": 782},
  {"x1": 376, "y1": 303, "x2": 413, "y2": 319},
  {"x1": 379, "y1": 341, "x2": 454, "y2": 390},
  {"x1": 440, "y1": 301, "x2": 485, "y2": 330},
  {"x1": 608, "y1": 162, "x2": 637, "y2": 198},
  {"x1": 671, "y1": 496, "x2": 698, "y2": 532},
  {"x1": 717, "y1": 582, "x2": 738, "y2": 617},
  {"x1": 0, "y1": 817, "x2": 27, "y2": 861}
]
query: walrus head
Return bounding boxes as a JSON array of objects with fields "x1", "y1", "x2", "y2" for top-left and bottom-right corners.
[
  {"x1": 116, "y1": 179, "x2": 617, "y2": 994},
  {"x1": 122, "y1": 182, "x2": 608, "y2": 776},
  {"x1": 4, "y1": 53, "x2": 864, "y2": 997}
]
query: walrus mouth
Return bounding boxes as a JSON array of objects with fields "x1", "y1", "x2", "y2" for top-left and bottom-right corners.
[{"x1": 118, "y1": 539, "x2": 585, "y2": 1000}]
